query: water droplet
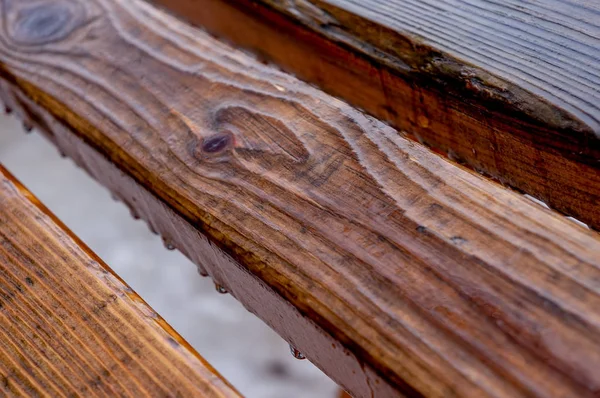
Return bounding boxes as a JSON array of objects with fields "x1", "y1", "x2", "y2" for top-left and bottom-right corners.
[
  {"x1": 215, "y1": 284, "x2": 228, "y2": 294},
  {"x1": 289, "y1": 345, "x2": 306, "y2": 360},
  {"x1": 4, "y1": 106, "x2": 12, "y2": 114},
  {"x1": 197, "y1": 267, "x2": 209, "y2": 277},
  {"x1": 129, "y1": 208, "x2": 140, "y2": 220},
  {"x1": 162, "y1": 238, "x2": 175, "y2": 251},
  {"x1": 23, "y1": 121, "x2": 33, "y2": 132}
]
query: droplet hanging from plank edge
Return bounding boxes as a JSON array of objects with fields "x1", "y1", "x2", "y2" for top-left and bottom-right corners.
[
  {"x1": 215, "y1": 284, "x2": 228, "y2": 294},
  {"x1": 289, "y1": 345, "x2": 306, "y2": 360},
  {"x1": 162, "y1": 237, "x2": 175, "y2": 251}
]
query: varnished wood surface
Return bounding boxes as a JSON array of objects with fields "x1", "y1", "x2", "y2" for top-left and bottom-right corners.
[
  {"x1": 0, "y1": 165, "x2": 241, "y2": 397},
  {"x1": 1, "y1": 1, "x2": 600, "y2": 397},
  {"x1": 151, "y1": 0, "x2": 600, "y2": 230},
  {"x1": 9, "y1": 101, "x2": 401, "y2": 398},
  {"x1": 338, "y1": 390, "x2": 352, "y2": 398}
]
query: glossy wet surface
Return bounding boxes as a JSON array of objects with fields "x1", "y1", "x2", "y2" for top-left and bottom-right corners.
[{"x1": 0, "y1": 113, "x2": 337, "y2": 398}]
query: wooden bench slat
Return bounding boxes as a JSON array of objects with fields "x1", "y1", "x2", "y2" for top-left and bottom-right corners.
[
  {"x1": 0, "y1": 165, "x2": 241, "y2": 397},
  {"x1": 150, "y1": 0, "x2": 600, "y2": 230},
  {"x1": 1, "y1": 1, "x2": 600, "y2": 397}
]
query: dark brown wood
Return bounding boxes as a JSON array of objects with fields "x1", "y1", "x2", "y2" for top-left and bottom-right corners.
[
  {"x1": 0, "y1": 165, "x2": 241, "y2": 397},
  {"x1": 1, "y1": 1, "x2": 600, "y2": 397},
  {"x1": 150, "y1": 0, "x2": 600, "y2": 230}
]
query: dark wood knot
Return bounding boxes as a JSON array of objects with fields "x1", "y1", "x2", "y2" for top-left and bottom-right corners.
[
  {"x1": 190, "y1": 132, "x2": 235, "y2": 162},
  {"x1": 202, "y1": 134, "x2": 232, "y2": 154},
  {"x1": 11, "y1": 2, "x2": 81, "y2": 45}
]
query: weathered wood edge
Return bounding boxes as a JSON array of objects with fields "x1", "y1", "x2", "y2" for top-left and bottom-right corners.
[
  {"x1": 150, "y1": 0, "x2": 600, "y2": 230},
  {"x1": 0, "y1": 164, "x2": 242, "y2": 397}
]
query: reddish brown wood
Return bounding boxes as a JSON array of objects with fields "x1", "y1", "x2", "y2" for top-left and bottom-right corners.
[
  {"x1": 150, "y1": 0, "x2": 600, "y2": 230},
  {"x1": 1, "y1": 1, "x2": 600, "y2": 397},
  {"x1": 0, "y1": 165, "x2": 240, "y2": 397},
  {"x1": 3, "y1": 88, "x2": 401, "y2": 398}
]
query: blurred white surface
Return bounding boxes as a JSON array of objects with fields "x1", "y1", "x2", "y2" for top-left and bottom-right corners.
[{"x1": 0, "y1": 113, "x2": 338, "y2": 398}]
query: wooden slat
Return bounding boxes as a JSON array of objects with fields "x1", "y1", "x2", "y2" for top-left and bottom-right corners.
[
  {"x1": 0, "y1": 165, "x2": 241, "y2": 397},
  {"x1": 150, "y1": 0, "x2": 600, "y2": 230},
  {"x1": 1, "y1": 0, "x2": 600, "y2": 397}
]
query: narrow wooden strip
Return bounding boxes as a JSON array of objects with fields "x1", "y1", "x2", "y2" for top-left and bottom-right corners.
[
  {"x1": 0, "y1": 165, "x2": 241, "y2": 397},
  {"x1": 1, "y1": 1, "x2": 600, "y2": 397},
  {"x1": 149, "y1": 0, "x2": 600, "y2": 230}
]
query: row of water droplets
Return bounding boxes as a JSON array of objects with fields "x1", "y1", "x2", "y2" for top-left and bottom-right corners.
[{"x1": 164, "y1": 237, "x2": 307, "y2": 360}]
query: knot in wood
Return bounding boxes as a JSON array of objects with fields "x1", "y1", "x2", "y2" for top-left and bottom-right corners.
[
  {"x1": 202, "y1": 133, "x2": 232, "y2": 154},
  {"x1": 12, "y1": 2, "x2": 78, "y2": 45}
]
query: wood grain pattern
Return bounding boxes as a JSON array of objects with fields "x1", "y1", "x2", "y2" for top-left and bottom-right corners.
[
  {"x1": 150, "y1": 0, "x2": 600, "y2": 230},
  {"x1": 5, "y1": 93, "x2": 400, "y2": 398},
  {"x1": 0, "y1": 165, "x2": 240, "y2": 397},
  {"x1": 1, "y1": 1, "x2": 600, "y2": 397}
]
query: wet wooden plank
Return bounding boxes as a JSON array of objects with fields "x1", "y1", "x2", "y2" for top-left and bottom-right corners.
[
  {"x1": 0, "y1": 165, "x2": 240, "y2": 397},
  {"x1": 150, "y1": 0, "x2": 600, "y2": 230},
  {"x1": 1, "y1": 0, "x2": 600, "y2": 397}
]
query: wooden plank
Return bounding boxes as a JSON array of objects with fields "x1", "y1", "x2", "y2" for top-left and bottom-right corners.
[
  {"x1": 339, "y1": 390, "x2": 352, "y2": 398},
  {"x1": 149, "y1": 0, "x2": 600, "y2": 230},
  {"x1": 0, "y1": 165, "x2": 241, "y2": 397},
  {"x1": 1, "y1": 0, "x2": 600, "y2": 397}
]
